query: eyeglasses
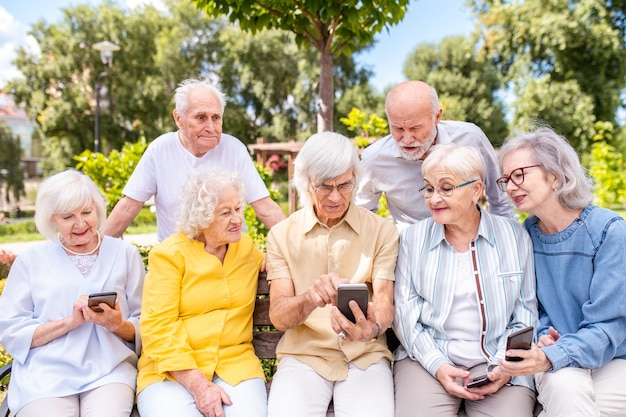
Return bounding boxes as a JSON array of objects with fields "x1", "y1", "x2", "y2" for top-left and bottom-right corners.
[
  {"x1": 496, "y1": 165, "x2": 540, "y2": 192},
  {"x1": 418, "y1": 179, "x2": 478, "y2": 199},
  {"x1": 312, "y1": 182, "x2": 355, "y2": 196}
]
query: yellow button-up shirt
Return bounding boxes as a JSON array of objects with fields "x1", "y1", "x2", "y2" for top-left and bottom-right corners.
[
  {"x1": 137, "y1": 232, "x2": 264, "y2": 393},
  {"x1": 266, "y1": 203, "x2": 399, "y2": 381}
]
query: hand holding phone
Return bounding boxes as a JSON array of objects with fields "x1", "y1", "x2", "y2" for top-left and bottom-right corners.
[
  {"x1": 88, "y1": 292, "x2": 117, "y2": 313},
  {"x1": 505, "y1": 326, "x2": 534, "y2": 361},
  {"x1": 466, "y1": 374, "x2": 490, "y2": 389},
  {"x1": 337, "y1": 283, "x2": 368, "y2": 323}
]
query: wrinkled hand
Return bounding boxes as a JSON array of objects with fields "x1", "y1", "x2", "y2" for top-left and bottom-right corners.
[
  {"x1": 498, "y1": 343, "x2": 553, "y2": 375},
  {"x1": 435, "y1": 364, "x2": 484, "y2": 401},
  {"x1": 192, "y1": 383, "x2": 232, "y2": 417},
  {"x1": 464, "y1": 366, "x2": 510, "y2": 396},
  {"x1": 81, "y1": 297, "x2": 124, "y2": 333},
  {"x1": 306, "y1": 273, "x2": 344, "y2": 308},
  {"x1": 70, "y1": 295, "x2": 89, "y2": 328},
  {"x1": 537, "y1": 327, "x2": 560, "y2": 348},
  {"x1": 331, "y1": 301, "x2": 378, "y2": 342}
]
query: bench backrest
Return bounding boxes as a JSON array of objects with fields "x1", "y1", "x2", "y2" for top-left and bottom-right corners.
[
  {"x1": 252, "y1": 272, "x2": 399, "y2": 360},
  {"x1": 252, "y1": 272, "x2": 284, "y2": 359}
]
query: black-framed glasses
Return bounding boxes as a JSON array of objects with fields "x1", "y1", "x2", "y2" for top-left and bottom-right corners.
[
  {"x1": 496, "y1": 165, "x2": 541, "y2": 192},
  {"x1": 418, "y1": 179, "x2": 478, "y2": 199},
  {"x1": 312, "y1": 182, "x2": 355, "y2": 196}
]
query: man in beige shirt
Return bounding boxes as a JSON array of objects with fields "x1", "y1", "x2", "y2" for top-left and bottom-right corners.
[{"x1": 265, "y1": 131, "x2": 399, "y2": 417}]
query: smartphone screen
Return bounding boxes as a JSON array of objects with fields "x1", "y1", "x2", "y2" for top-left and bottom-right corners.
[
  {"x1": 337, "y1": 283, "x2": 368, "y2": 323},
  {"x1": 88, "y1": 291, "x2": 117, "y2": 313},
  {"x1": 505, "y1": 325, "x2": 534, "y2": 361}
]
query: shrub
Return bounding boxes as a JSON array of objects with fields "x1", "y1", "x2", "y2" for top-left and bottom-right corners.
[{"x1": 0, "y1": 251, "x2": 16, "y2": 279}]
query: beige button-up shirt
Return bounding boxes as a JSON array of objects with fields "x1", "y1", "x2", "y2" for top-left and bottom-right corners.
[{"x1": 266, "y1": 203, "x2": 399, "y2": 381}]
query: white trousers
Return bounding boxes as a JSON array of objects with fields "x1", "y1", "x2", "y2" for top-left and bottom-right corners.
[
  {"x1": 268, "y1": 356, "x2": 394, "y2": 417},
  {"x1": 16, "y1": 383, "x2": 134, "y2": 417},
  {"x1": 137, "y1": 376, "x2": 267, "y2": 417},
  {"x1": 536, "y1": 358, "x2": 626, "y2": 417}
]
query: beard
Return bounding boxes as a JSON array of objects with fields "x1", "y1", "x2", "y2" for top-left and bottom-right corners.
[{"x1": 396, "y1": 124, "x2": 438, "y2": 161}]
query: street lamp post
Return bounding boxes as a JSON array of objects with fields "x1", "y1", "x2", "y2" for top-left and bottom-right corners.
[{"x1": 93, "y1": 41, "x2": 120, "y2": 153}]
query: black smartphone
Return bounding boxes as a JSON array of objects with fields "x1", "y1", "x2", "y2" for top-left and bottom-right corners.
[
  {"x1": 88, "y1": 291, "x2": 117, "y2": 313},
  {"x1": 466, "y1": 374, "x2": 490, "y2": 389},
  {"x1": 505, "y1": 325, "x2": 534, "y2": 361},
  {"x1": 337, "y1": 283, "x2": 369, "y2": 323}
]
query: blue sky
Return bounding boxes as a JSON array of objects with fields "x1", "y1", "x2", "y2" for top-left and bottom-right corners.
[{"x1": 0, "y1": 0, "x2": 475, "y2": 91}]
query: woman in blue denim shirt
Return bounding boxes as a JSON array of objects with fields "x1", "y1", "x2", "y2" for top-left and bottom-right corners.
[{"x1": 497, "y1": 126, "x2": 626, "y2": 416}]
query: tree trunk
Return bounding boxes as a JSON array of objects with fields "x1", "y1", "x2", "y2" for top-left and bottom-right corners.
[{"x1": 317, "y1": 48, "x2": 334, "y2": 132}]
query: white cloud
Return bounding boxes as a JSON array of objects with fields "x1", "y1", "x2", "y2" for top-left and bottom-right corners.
[{"x1": 0, "y1": 6, "x2": 39, "y2": 88}]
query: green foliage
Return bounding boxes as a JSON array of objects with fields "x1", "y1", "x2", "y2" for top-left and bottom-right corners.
[
  {"x1": 403, "y1": 35, "x2": 508, "y2": 145},
  {"x1": 513, "y1": 77, "x2": 596, "y2": 153},
  {"x1": 0, "y1": 122, "x2": 26, "y2": 203},
  {"x1": 244, "y1": 162, "x2": 283, "y2": 252},
  {"x1": 471, "y1": 0, "x2": 626, "y2": 133},
  {"x1": 0, "y1": 220, "x2": 39, "y2": 237},
  {"x1": 340, "y1": 107, "x2": 389, "y2": 150},
  {"x1": 75, "y1": 137, "x2": 148, "y2": 213},
  {"x1": 194, "y1": 0, "x2": 409, "y2": 131},
  {"x1": 584, "y1": 122, "x2": 626, "y2": 208},
  {"x1": 7, "y1": 1, "x2": 222, "y2": 167}
]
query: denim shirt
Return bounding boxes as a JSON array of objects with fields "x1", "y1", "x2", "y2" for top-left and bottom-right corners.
[{"x1": 525, "y1": 205, "x2": 626, "y2": 371}]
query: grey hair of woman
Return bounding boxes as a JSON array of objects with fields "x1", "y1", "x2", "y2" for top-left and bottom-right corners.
[
  {"x1": 498, "y1": 126, "x2": 593, "y2": 210},
  {"x1": 421, "y1": 143, "x2": 486, "y2": 184},
  {"x1": 174, "y1": 78, "x2": 226, "y2": 116},
  {"x1": 292, "y1": 131, "x2": 363, "y2": 209},
  {"x1": 176, "y1": 168, "x2": 246, "y2": 239},
  {"x1": 34, "y1": 169, "x2": 107, "y2": 241}
]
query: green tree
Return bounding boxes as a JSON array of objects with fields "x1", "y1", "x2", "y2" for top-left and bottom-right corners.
[
  {"x1": 0, "y1": 123, "x2": 25, "y2": 204},
  {"x1": 513, "y1": 76, "x2": 596, "y2": 152},
  {"x1": 403, "y1": 35, "x2": 508, "y2": 145},
  {"x1": 6, "y1": 1, "x2": 224, "y2": 171},
  {"x1": 194, "y1": 0, "x2": 409, "y2": 132},
  {"x1": 470, "y1": 0, "x2": 626, "y2": 136}
]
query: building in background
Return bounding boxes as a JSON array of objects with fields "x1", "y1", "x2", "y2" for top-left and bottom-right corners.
[{"x1": 0, "y1": 90, "x2": 41, "y2": 177}]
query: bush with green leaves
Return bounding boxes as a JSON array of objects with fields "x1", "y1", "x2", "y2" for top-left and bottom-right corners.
[
  {"x1": 583, "y1": 122, "x2": 626, "y2": 209},
  {"x1": 75, "y1": 137, "x2": 148, "y2": 213}
]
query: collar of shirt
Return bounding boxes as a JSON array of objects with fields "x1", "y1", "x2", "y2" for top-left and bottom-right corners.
[{"x1": 302, "y1": 203, "x2": 362, "y2": 235}]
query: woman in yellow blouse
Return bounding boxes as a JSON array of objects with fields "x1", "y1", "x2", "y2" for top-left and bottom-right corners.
[{"x1": 136, "y1": 168, "x2": 266, "y2": 417}]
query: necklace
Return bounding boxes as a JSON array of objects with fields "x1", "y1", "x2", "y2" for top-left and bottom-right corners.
[{"x1": 58, "y1": 231, "x2": 101, "y2": 256}]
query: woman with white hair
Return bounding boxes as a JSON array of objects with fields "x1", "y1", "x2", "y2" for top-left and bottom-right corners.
[
  {"x1": 497, "y1": 126, "x2": 626, "y2": 416},
  {"x1": 0, "y1": 169, "x2": 145, "y2": 417},
  {"x1": 137, "y1": 168, "x2": 267, "y2": 417},
  {"x1": 393, "y1": 144, "x2": 537, "y2": 417}
]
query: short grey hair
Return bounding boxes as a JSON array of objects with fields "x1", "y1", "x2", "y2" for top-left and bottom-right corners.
[
  {"x1": 422, "y1": 144, "x2": 486, "y2": 183},
  {"x1": 174, "y1": 78, "x2": 226, "y2": 116},
  {"x1": 292, "y1": 131, "x2": 362, "y2": 208},
  {"x1": 34, "y1": 169, "x2": 107, "y2": 240},
  {"x1": 176, "y1": 168, "x2": 246, "y2": 239},
  {"x1": 499, "y1": 127, "x2": 593, "y2": 210}
]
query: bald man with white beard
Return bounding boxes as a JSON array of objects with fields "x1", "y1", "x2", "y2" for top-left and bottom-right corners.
[{"x1": 355, "y1": 80, "x2": 513, "y2": 230}]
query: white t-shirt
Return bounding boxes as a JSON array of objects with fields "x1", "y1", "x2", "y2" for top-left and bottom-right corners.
[{"x1": 123, "y1": 131, "x2": 269, "y2": 241}]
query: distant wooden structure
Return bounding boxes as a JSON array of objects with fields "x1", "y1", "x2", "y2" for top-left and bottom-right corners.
[{"x1": 247, "y1": 138, "x2": 304, "y2": 214}]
